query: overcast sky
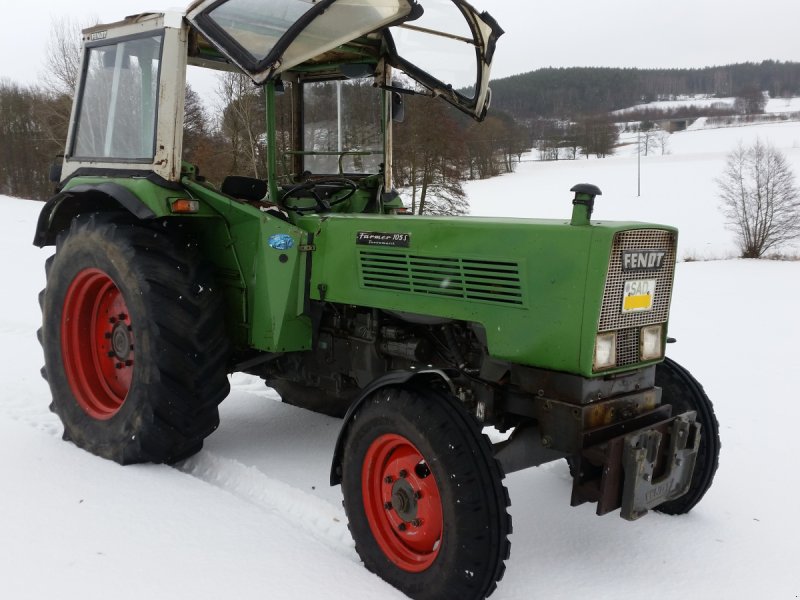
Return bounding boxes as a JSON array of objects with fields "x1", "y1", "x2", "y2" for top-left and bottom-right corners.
[{"x1": 2, "y1": 0, "x2": 800, "y2": 89}]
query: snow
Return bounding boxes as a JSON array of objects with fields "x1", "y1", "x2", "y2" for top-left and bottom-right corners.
[
  {"x1": 468, "y1": 120, "x2": 800, "y2": 260},
  {"x1": 612, "y1": 95, "x2": 736, "y2": 115},
  {"x1": 3, "y1": 117, "x2": 800, "y2": 599}
]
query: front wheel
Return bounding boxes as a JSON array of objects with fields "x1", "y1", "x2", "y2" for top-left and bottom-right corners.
[
  {"x1": 341, "y1": 386, "x2": 511, "y2": 600},
  {"x1": 654, "y1": 357, "x2": 720, "y2": 514},
  {"x1": 39, "y1": 213, "x2": 230, "y2": 464}
]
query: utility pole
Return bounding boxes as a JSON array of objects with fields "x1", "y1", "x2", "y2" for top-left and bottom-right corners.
[{"x1": 637, "y1": 127, "x2": 641, "y2": 197}]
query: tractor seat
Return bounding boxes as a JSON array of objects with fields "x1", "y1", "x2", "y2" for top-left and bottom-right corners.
[{"x1": 221, "y1": 176, "x2": 268, "y2": 201}]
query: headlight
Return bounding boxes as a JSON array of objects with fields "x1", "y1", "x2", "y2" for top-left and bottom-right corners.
[
  {"x1": 640, "y1": 324, "x2": 663, "y2": 361},
  {"x1": 594, "y1": 332, "x2": 617, "y2": 370}
]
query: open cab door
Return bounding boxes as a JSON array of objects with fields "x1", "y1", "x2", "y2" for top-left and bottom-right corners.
[{"x1": 186, "y1": 0, "x2": 502, "y2": 120}]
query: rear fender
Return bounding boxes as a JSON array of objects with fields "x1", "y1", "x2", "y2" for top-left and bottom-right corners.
[{"x1": 33, "y1": 183, "x2": 158, "y2": 247}]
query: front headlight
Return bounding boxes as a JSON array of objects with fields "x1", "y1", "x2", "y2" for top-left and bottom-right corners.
[
  {"x1": 640, "y1": 324, "x2": 663, "y2": 361},
  {"x1": 594, "y1": 332, "x2": 617, "y2": 370}
]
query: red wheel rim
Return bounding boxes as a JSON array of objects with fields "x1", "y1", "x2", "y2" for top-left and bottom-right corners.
[
  {"x1": 362, "y1": 433, "x2": 443, "y2": 572},
  {"x1": 61, "y1": 268, "x2": 135, "y2": 420}
]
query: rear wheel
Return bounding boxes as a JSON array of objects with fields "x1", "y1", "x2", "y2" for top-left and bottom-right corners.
[
  {"x1": 654, "y1": 357, "x2": 720, "y2": 514},
  {"x1": 39, "y1": 213, "x2": 230, "y2": 464},
  {"x1": 342, "y1": 385, "x2": 511, "y2": 600}
]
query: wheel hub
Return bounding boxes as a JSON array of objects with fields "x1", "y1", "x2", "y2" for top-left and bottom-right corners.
[
  {"x1": 391, "y1": 478, "x2": 418, "y2": 522},
  {"x1": 111, "y1": 321, "x2": 132, "y2": 360}
]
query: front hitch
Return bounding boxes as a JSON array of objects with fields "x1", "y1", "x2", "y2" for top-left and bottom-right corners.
[{"x1": 571, "y1": 411, "x2": 701, "y2": 520}]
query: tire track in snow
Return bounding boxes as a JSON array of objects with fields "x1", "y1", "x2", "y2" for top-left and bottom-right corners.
[
  {"x1": 177, "y1": 451, "x2": 358, "y2": 560},
  {"x1": 2, "y1": 364, "x2": 357, "y2": 559},
  {"x1": 181, "y1": 373, "x2": 357, "y2": 558}
]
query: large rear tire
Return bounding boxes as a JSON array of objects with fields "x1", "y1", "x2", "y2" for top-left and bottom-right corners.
[
  {"x1": 654, "y1": 357, "x2": 720, "y2": 514},
  {"x1": 341, "y1": 386, "x2": 511, "y2": 600},
  {"x1": 39, "y1": 213, "x2": 230, "y2": 464}
]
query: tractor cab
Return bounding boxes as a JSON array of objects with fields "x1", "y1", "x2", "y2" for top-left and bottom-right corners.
[
  {"x1": 185, "y1": 0, "x2": 502, "y2": 214},
  {"x1": 57, "y1": 0, "x2": 502, "y2": 217}
]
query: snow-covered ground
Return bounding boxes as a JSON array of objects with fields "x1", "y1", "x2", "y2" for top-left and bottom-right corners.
[
  {"x1": 3, "y1": 118, "x2": 800, "y2": 599},
  {"x1": 612, "y1": 94, "x2": 800, "y2": 116},
  {"x1": 469, "y1": 119, "x2": 800, "y2": 260}
]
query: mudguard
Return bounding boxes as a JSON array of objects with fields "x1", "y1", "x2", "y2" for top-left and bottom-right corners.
[
  {"x1": 33, "y1": 182, "x2": 157, "y2": 247},
  {"x1": 329, "y1": 368, "x2": 456, "y2": 486}
]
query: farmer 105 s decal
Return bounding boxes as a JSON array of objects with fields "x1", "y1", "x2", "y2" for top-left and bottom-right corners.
[{"x1": 34, "y1": 1, "x2": 720, "y2": 598}]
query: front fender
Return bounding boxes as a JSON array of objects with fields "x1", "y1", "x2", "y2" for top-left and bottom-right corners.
[{"x1": 329, "y1": 368, "x2": 456, "y2": 486}]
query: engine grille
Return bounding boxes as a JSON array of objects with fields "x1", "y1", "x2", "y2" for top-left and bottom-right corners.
[
  {"x1": 599, "y1": 229, "x2": 677, "y2": 368},
  {"x1": 359, "y1": 250, "x2": 524, "y2": 306}
]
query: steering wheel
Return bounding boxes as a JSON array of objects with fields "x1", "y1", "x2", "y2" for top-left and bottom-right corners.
[{"x1": 280, "y1": 178, "x2": 358, "y2": 213}]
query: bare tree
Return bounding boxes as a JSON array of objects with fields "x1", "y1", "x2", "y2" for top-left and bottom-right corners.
[
  {"x1": 216, "y1": 72, "x2": 266, "y2": 178},
  {"x1": 393, "y1": 95, "x2": 469, "y2": 215},
  {"x1": 32, "y1": 17, "x2": 96, "y2": 165},
  {"x1": 716, "y1": 139, "x2": 800, "y2": 258},
  {"x1": 656, "y1": 130, "x2": 671, "y2": 155},
  {"x1": 734, "y1": 85, "x2": 767, "y2": 116},
  {"x1": 42, "y1": 17, "x2": 91, "y2": 96}
]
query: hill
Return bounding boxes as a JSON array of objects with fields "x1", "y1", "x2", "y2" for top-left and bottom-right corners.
[{"x1": 488, "y1": 61, "x2": 800, "y2": 119}]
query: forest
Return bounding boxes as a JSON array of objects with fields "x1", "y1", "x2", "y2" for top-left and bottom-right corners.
[{"x1": 489, "y1": 61, "x2": 800, "y2": 119}]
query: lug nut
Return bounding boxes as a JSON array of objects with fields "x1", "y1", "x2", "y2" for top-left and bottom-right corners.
[
  {"x1": 399, "y1": 470, "x2": 408, "y2": 478},
  {"x1": 115, "y1": 363, "x2": 124, "y2": 369},
  {"x1": 107, "y1": 351, "x2": 115, "y2": 357},
  {"x1": 411, "y1": 519, "x2": 423, "y2": 527},
  {"x1": 104, "y1": 332, "x2": 112, "y2": 339},
  {"x1": 383, "y1": 502, "x2": 393, "y2": 510},
  {"x1": 125, "y1": 360, "x2": 133, "y2": 367},
  {"x1": 414, "y1": 491, "x2": 423, "y2": 500},
  {"x1": 384, "y1": 476, "x2": 393, "y2": 484},
  {"x1": 118, "y1": 313, "x2": 127, "y2": 320},
  {"x1": 398, "y1": 523, "x2": 407, "y2": 532}
]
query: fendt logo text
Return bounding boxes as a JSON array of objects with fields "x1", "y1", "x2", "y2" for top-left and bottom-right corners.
[{"x1": 622, "y1": 249, "x2": 667, "y2": 272}]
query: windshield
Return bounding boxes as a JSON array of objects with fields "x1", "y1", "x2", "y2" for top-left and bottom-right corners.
[
  {"x1": 390, "y1": 0, "x2": 476, "y2": 98},
  {"x1": 302, "y1": 80, "x2": 384, "y2": 175}
]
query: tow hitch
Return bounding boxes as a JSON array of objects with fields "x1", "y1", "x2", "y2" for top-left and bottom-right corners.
[{"x1": 571, "y1": 412, "x2": 701, "y2": 520}]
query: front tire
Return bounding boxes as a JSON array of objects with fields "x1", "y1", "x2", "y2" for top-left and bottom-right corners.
[
  {"x1": 654, "y1": 357, "x2": 720, "y2": 514},
  {"x1": 341, "y1": 386, "x2": 511, "y2": 600},
  {"x1": 39, "y1": 213, "x2": 230, "y2": 464}
]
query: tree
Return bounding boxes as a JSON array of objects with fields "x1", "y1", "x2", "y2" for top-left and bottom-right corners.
[
  {"x1": 36, "y1": 18, "x2": 93, "y2": 159},
  {"x1": 716, "y1": 139, "x2": 800, "y2": 258},
  {"x1": 216, "y1": 72, "x2": 266, "y2": 178},
  {"x1": 393, "y1": 94, "x2": 469, "y2": 215},
  {"x1": 734, "y1": 85, "x2": 766, "y2": 116},
  {"x1": 42, "y1": 17, "x2": 90, "y2": 96},
  {"x1": 575, "y1": 114, "x2": 618, "y2": 158}
]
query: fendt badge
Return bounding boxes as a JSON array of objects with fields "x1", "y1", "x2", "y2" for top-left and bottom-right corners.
[{"x1": 622, "y1": 249, "x2": 667, "y2": 272}]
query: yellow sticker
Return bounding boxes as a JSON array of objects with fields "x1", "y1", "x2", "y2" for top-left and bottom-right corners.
[{"x1": 622, "y1": 279, "x2": 656, "y2": 313}]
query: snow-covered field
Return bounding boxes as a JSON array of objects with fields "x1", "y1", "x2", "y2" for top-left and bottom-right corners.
[
  {"x1": 612, "y1": 94, "x2": 800, "y2": 116},
  {"x1": 2, "y1": 118, "x2": 800, "y2": 599},
  {"x1": 468, "y1": 119, "x2": 800, "y2": 260}
]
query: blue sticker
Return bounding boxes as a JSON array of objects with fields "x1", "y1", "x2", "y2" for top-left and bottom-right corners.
[{"x1": 268, "y1": 234, "x2": 294, "y2": 250}]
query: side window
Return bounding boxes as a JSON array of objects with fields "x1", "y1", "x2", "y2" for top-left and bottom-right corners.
[{"x1": 72, "y1": 34, "x2": 163, "y2": 161}]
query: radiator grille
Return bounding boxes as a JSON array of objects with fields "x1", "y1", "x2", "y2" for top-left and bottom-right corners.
[
  {"x1": 599, "y1": 229, "x2": 677, "y2": 369},
  {"x1": 359, "y1": 251, "x2": 524, "y2": 306}
]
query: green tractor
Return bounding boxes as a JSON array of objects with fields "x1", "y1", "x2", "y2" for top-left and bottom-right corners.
[{"x1": 34, "y1": 1, "x2": 720, "y2": 598}]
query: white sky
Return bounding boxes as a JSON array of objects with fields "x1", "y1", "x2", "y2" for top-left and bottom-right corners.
[{"x1": 2, "y1": 0, "x2": 800, "y2": 89}]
